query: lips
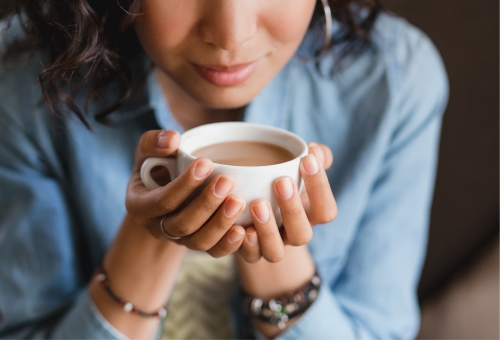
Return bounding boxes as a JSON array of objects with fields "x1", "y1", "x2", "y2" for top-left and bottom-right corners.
[{"x1": 192, "y1": 61, "x2": 259, "y2": 87}]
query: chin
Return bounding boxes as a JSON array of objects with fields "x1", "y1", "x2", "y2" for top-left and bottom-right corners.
[{"x1": 189, "y1": 85, "x2": 260, "y2": 110}]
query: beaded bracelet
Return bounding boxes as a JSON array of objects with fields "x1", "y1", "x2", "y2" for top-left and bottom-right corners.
[
  {"x1": 95, "y1": 268, "x2": 168, "y2": 319},
  {"x1": 242, "y1": 271, "x2": 321, "y2": 330}
]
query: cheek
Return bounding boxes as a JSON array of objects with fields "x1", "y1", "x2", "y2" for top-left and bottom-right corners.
[
  {"x1": 133, "y1": 0, "x2": 198, "y2": 57},
  {"x1": 260, "y1": 0, "x2": 316, "y2": 46}
]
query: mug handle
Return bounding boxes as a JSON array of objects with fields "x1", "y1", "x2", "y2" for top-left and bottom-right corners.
[{"x1": 140, "y1": 157, "x2": 178, "y2": 191}]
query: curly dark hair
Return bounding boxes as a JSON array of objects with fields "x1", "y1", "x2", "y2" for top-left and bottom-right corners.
[{"x1": 0, "y1": 0, "x2": 383, "y2": 128}]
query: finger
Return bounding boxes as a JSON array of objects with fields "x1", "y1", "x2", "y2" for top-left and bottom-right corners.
[
  {"x1": 206, "y1": 225, "x2": 246, "y2": 258},
  {"x1": 238, "y1": 226, "x2": 262, "y2": 263},
  {"x1": 274, "y1": 177, "x2": 312, "y2": 246},
  {"x1": 250, "y1": 200, "x2": 285, "y2": 263},
  {"x1": 308, "y1": 142, "x2": 325, "y2": 169},
  {"x1": 309, "y1": 142, "x2": 333, "y2": 170},
  {"x1": 134, "y1": 130, "x2": 181, "y2": 169},
  {"x1": 300, "y1": 154, "x2": 338, "y2": 225},
  {"x1": 126, "y1": 157, "x2": 214, "y2": 218},
  {"x1": 182, "y1": 195, "x2": 245, "y2": 250},
  {"x1": 163, "y1": 175, "x2": 236, "y2": 237}
]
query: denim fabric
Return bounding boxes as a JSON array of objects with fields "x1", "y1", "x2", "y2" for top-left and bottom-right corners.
[{"x1": 0, "y1": 13, "x2": 448, "y2": 339}]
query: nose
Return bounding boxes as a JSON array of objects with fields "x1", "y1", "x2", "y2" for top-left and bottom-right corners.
[{"x1": 198, "y1": 0, "x2": 258, "y2": 51}]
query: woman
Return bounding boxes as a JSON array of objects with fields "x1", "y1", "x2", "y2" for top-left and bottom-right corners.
[{"x1": 0, "y1": 0, "x2": 448, "y2": 339}]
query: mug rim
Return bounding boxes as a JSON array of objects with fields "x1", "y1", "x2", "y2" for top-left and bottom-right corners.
[{"x1": 178, "y1": 122, "x2": 308, "y2": 168}]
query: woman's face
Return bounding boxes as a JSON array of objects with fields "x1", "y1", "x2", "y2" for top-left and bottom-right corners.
[{"x1": 134, "y1": 0, "x2": 316, "y2": 109}]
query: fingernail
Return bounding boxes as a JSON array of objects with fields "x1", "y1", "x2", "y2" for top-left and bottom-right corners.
[
  {"x1": 194, "y1": 160, "x2": 212, "y2": 180},
  {"x1": 157, "y1": 132, "x2": 171, "y2": 149},
  {"x1": 252, "y1": 201, "x2": 269, "y2": 223},
  {"x1": 309, "y1": 142, "x2": 319, "y2": 150},
  {"x1": 275, "y1": 177, "x2": 294, "y2": 200},
  {"x1": 214, "y1": 176, "x2": 234, "y2": 197},
  {"x1": 228, "y1": 228, "x2": 245, "y2": 244},
  {"x1": 303, "y1": 154, "x2": 320, "y2": 175},
  {"x1": 225, "y1": 197, "x2": 243, "y2": 218},
  {"x1": 247, "y1": 231, "x2": 258, "y2": 246}
]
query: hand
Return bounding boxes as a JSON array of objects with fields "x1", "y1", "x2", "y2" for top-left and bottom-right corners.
[
  {"x1": 238, "y1": 142, "x2": 337, "y2": 263},
  {"x1": 125, "y1": 130, "x2": 247, "y2": 257}
]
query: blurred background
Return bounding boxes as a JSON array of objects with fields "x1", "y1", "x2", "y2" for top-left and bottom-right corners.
[{"x1": 385, "y1": 0, "x2": 499, "y2": 338}]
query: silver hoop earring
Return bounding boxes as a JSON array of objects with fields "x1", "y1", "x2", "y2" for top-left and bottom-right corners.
[{"x1": 297, "y1": 0, "x2": 333, "y2": 63}]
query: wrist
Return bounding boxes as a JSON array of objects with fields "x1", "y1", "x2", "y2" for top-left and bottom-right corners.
[
  {"x1": 90, "y1": 215, "x2": 186, "y2": 338},
  {"x1": 108, "y1": 215, "x2": 187, "y2": 264},
  {"x1": 243, "y1": 269, "x2": 321, "y2": 330},
  {"x1": 102, "y1": 215, "x2": 186, "y2": 308},
  {"x1": 236, "y1": 245, "x2": 316, "y2": 338},
  {"x1": 236, "y1": 245, "x2": 315, "y2": 299}
]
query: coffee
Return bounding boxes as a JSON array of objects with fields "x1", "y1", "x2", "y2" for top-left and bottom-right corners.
[{"x1": 192, "y1": 141, "x2": 295, "y2": 166}]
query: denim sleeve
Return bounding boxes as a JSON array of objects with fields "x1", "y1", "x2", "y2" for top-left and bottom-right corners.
[
  {"x1": 274, "y1": 26, "x2": 449, "y2": 339},
  {"x1": 0, "y1": 94, "x2": 127, "y2": 338}
]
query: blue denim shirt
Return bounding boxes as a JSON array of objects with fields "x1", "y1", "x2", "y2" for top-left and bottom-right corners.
[{"x1": 0, "y1": 14, "x2": 448, "y2": 339}]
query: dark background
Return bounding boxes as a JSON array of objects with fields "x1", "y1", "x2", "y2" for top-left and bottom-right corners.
[{"x1": 384, "y1": 0, "x2": 499, "y2": 299}]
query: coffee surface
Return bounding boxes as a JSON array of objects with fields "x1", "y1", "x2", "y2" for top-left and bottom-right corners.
[{"x1": 192, "y1": 141, "x2": 295, "y2": 166}]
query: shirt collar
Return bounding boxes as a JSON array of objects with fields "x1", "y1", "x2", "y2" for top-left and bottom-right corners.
[
  {"x1": 146, "y1": 71, "x2": 184, "y2": 132},
  {"x1": 243, "y1": 61, "x2": 291, "y2": 129}
]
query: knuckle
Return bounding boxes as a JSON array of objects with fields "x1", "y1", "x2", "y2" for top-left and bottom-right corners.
[
  {"x1": 159, "y1": 202, "x2": 175, "y2": 215},
  {"x1": 214, "y1": 221, "x2": 231, "y2": 233},
  {"x1": 173, "y1": 223, "x2": 192, "y2": 237},
  {"x1": 180, "y1": 169, "x2": 199, "y2": 186},
  {"x1": 187, "y1": 237, "x2": 211, "y2": 252},
  {"x1": 156, "y1": 195, "x2": 177, "y2": 214},
  {"x1": 288, "y1": 204, "x2": 305, "y2": 218},
  {"x1": 266, "y1": 251, "x2": 285, "y2": 263},
  {"x1": 198, "y1": 194, "x2": 220, "y2": 212},
  {"x1": 240, "y1": 248, "x2": 261, "y2": 263},
  {"x1": 125, "y1": 190, "x2": 141, "y2": 214},
  {"x1": 125, "y1": 198, "x2": 135, "y2": 214},
  {"x1": 245, "y1": 255, "x2": 261, "y2": 263},
  {"x1": 312, "y1": 182, "x2": 330, "y2": 196},
  {"x1": 315, "y1": 207, "x2": 338, "y2": 224},
  {"x1": 138, "y1": 131, "x2": 155, "y2": 154},
  {"x1": 165, "y1": 215, "x2": 188, "y2": 236},
  {"x1": 206, "y1": 248, "x2": 221, "y2": 258},
  {"x1": 257, "y1": 227, "x2": 276, "y2": 240},
  {"x1": 288, "y1": 229, "x2": 313, "y2": 246},
  {"x1": 326, "y1": 208, "x2": 338, "y2": 222},
  {"x1": 214, "y1": 242, "x2": 234, "y2": 257}
]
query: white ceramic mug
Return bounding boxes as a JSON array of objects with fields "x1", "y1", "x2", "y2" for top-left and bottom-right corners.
[{"x1": 140, "y1": 122, "x2": 308, "y2": 227}]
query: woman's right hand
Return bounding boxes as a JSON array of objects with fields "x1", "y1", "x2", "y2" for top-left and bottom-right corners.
[{"x1": 125, "y1": 129, "x2": 247, "y2": 257}]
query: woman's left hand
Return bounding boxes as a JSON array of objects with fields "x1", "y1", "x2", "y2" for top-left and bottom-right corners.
[{"x1": 238, "y1": 142, "x2": 337, "y2": 263}]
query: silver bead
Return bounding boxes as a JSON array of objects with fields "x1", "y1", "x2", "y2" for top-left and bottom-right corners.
[
  {"x1": 123, "y1": 302, "x2": 133, "y2": 312},
  {"x1": 311, "y1": 275, "x2": 321, "y2": 286},
  {"x1": 269, "y1": 299, "x2": 283, "y2": 312},
  {"x1": 158, "y1": 307, "x2": 167, "y2": 318},
  {"x1": 285, "y1": 302, "x2": 299, "y2": 314},
  {"x1": 251, "y1": 298, "x2": 263, "y2": 315},
  {"x1": 96, "y1": 273, "x2": 106, "y2": 282},
  {"x1": 269, "y1": 299, "x2": 277, "y2": 311},
  {"x1": 277, "y1": 321, "x2": 286, "y2": 330},
  {"x1": 308, "y1": 289, "x2": 318, "y2": 301}
]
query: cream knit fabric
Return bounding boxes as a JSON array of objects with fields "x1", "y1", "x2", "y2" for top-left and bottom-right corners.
[{"x1": 161, "y1": 252, "x2": 237, "y2": 339}]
